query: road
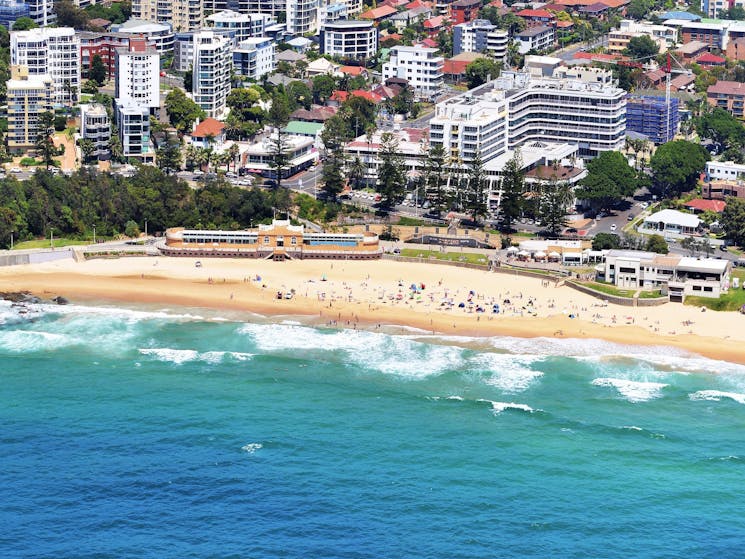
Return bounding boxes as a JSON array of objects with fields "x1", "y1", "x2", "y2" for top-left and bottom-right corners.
[{"x1": 555, "y1": 36, "x2": 607, "y2": 62}]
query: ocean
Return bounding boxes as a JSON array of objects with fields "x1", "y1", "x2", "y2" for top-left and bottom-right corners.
[{"x1": 1, "y1": 300, "x2": 745, "y2": 558}]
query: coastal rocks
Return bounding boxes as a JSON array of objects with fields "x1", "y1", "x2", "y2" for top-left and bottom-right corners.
[{"x1": 0, "y1": 291, "x2": 68, "y2": 305}]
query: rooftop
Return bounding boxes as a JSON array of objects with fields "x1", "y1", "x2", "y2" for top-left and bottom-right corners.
[
  {"x1": 684, "y1": 198, "x2": 727, "y2": 213},
  {"x1": 516, "y1": 25, "x2": 554, "y2": 38},
  {"x1": 192, "y1": 118, "x2": 225, "y2": 138},
  {"x1": 708, "y1": 80, "x2": 745, "y2": 95}
]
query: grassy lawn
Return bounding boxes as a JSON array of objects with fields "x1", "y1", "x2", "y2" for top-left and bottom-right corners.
[
  {"x1": 686, "y1": 289, "x2": 745, "y2": 312},
  {"x1": 13, "y1": 238, "x2": 90, "y2": 250},
  {"x1": 397, "y1": 217, "x2": 426, "y2": 226},
  {"x1": 400, "y1": 248, "x2": 489, "y2": 266},
  {"x1": 577, "y1": 281, "x2": 638, "y2": 298}
]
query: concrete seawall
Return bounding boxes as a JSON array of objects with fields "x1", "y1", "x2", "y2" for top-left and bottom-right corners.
[{"x1": 0, "y1": 248, "x2": 76, "y2": 267}]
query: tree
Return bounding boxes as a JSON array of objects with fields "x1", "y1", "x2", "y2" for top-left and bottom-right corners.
[
  {"x1": 465, "y1": 58, "x2": 502, "y2": 89},
  {"x1": 624, "y1": 34, "x2": 659, "y2": 59},
  {"x1": 576, "y1": 151, "x2": 637, "y2": 210},
  {"x1": 124, "y1": 219, "x2": 140, "y2": 238},
  {"x1": 12, "y1": 17, "x2": 37, "y2": 30},
  {"x1": 321, "y1": 151, "x2": 346, "y2": 200},
  {"x1": 424, "y1": 144, "x2": 448, "y2": 214},
  {"x1": 696, "y1": 107, "x2": 745, "y2": 148},
  {"x1": 54, "y1": 0, "x2": 89, "y2": 29},
  {"x1": 287, "y1": 80, "x2": 312, "y2": 110},
  {"x1": 165, "y1": 88, "x2": 205, "y2": 133},
  {"x1": 464, "y1": 151, "x2": 488, "y2": 222},
  {"x1": 626, "y1": 0, "x2": 653, "y2": 20},
  {"x1": 79, "y1": 138, "x2": 96, "y2": 162},
  {"x1": 82, "y1": 79, "x2": 99, "y2": 95},
  {"x1": 267, "y1": 92, "x2": 291, "y2": 189},
  {"x1": 721, "y1": 196, "x2": 745, "y2": 246},
  {"x1": 592, "y1": 232, "x2": 621, "y2": 250},
  {"x1": 499, "y1": 149, "x2": 524, "y2": 232},
  {"x1": 538, "y1": 179, "x2": 573, "y2": 236},
  {"x1": 90, "y1": 54, "x2": 107, "y2": 86},
  {"x1": 183, "y1": 67, "x2": 193, "y2": 93},
  {"x1": 312, "y1": 74, "x2": 336, "y2": 104},
  {"x1": 35, "y1": 111, "x2": 57, "y2": 169},
  {"x1": 377, "y1": 132, "x2": 406, "y2": 207},
  {"x1": 650, "y1": 140, "x2": 709, "y2": 199},
  {"x1": 156, "y1": 133, "x2": 182, "y2": 175},
  {"x1": 645, "y1": 234, "x2": 669, "y2": 254}
]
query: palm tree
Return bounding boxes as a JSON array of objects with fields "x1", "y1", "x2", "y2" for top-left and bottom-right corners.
[
  {"x1": 227, "y1": 143, "x2": 240, "y2": 172},
  {"x1": 348, "y1": 156, "x2": 366, "y2": 189}
]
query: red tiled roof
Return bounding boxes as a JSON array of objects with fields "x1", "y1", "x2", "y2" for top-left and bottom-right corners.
[
  {"x1": 685, "y1": 199, "x2": 727, "y2": 212},
  {"x1": 340, "y1": 65, "x2": 367, "y2": 75},
  {"x1": 420, "y1": 38, "x2": 438, "y2": 47},
  {"x1": 443, "y1": 59, "x2": 471, "y2": 75},
  {"x1": 350, "y1": 89, "x2": 383, "y2": 103},
  {"x1": 708, "y1": 80, "x2": 745, "y2": 96},
  {"x1": 696, "y1": 52, "x2": 726, "y2": 64},
  {"x1": 555, "y1": 20, "x2": 574, "y2": 27},
  {"x1": 192, "y1": 118, "x2": 225, "y2": 138},
  {"x1": 670, "y1": 74, "x2": 695, "y2": 88},
  {"x1": 516, "y1": 8, "x2": 554, "y2": 17},
  {"x1": 405, "y1": 0, "x2": 432, "y2": 8},
  {"x1": 573, "y1": 51, "x2": 620, "y2": 62},
  {"x1": 360, "y1": 5, "x2": 397, "y2": 19},
  {"x1": 423, "y1": 15, "x2": 446, "y2": 28}
]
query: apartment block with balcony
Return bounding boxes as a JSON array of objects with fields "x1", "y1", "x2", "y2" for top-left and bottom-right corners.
[
  {"x1": 382, "y1": 46, "x2": 444, "y2": 98},
  {"x1": 287, "y1": 0, "x2": 319, "y2": 34},
  {"x1": 11, "y1": 27, "x2": 80, "y2": 107},
  {"x1": 110, "y1": 19, "x2": 175, "y2": 55},
  {"x1": 206, "y1": 10, "x2": 276, "y2": 43},
  {"x1": 321, "y1": 20, "x2": 378, "y2": 60},
  {"x1": 0, "y1": 0, "x2": 30, "y2": 31},
  {"x1": 115, "y1": 38, "x2": 161, "y2": 113},
  {"x1": 707, "y1": 80, "x2": 745, "y2": 119},
  {"x1": 26, "y1": 0, "x2": 54, "y2": 27},
  {"x1": 6, "y1": 65, "x2": 53, "y2": 152},
  {"x1": 115, "y1": 99, "x2": 155, "y2": 163},
  {"x1": 80, "y1": 103, "x2": 111, "y2": 160},
  {"x1": 429, "y1": 96, "x2": 509, "y2": 164},
  {"x1": 132, "y1": 0, "x2": 202, "y2": 31},
  {"x1": 452, "y1": 19, "x2": 508, "y2": 61},
  {"x1": 514, "y1": 25, "x2": 555, "y2": 54},
  {"x1": 233, "y1": 37, "x2": 275, "y2": 81},
  {"x1": 486, "y1": 70, "x2": 627, "y2": 159},
  {"x1": 192, "y1": 30, "x2": 232, "y2": 119}
]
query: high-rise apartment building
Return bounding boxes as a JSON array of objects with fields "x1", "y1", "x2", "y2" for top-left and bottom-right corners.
[
  {"x1": 80, "y1": 103, "x2": 112, "y2": 160},
  {"x1": 233, "y1": 37, "x2": 275, "y2": 81},
  {"x1": 452, "y1": 19, "x2": 508, "y2": 60},
  {"x1": 6, "y1": 65, "x2": 53, "y2": 151},
  {"x1": 115, "y1": 99, "x2": 155, "y2": 162},
  {"x1": 26, "y1": 0, "x2": 54, "y2": 27},
  {"x1": 321, "y1": 20, "x2": 378, "y2": 60},
  {"x1": 132, "y1": 0, "x2": 203, "y2": 31},
  {"x1": 11, "y1": 27, "x2": 80, "y2": 106},
  {"x1": 206, "y1": 10, "x2": 275, "y2": 42},
  {"x1": 192, "y1": 30, "x2": 232, "y2": 118},
  {"x1": 382, "y1": 46, "x2": 444, "y2": 98},
  {"x1": 115, "y1": 38, "x2": 161, "y2": 113},
  {"x1": 0, "y1": 0, "x2": 30, "y2": 31}
]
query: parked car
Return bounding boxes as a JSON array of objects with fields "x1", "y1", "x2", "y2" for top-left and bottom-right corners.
[{"x1": 610, "y1": 224, "x2": 617, "y2": 231}]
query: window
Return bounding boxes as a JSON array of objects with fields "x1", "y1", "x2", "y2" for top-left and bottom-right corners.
[{"x1": 264, "y1": 236, "x2": 269, "y2": 244}]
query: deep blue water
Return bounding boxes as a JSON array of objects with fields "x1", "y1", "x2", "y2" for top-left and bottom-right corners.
[{"x1": 1, "y1": 301, "x2": 745, "y2": 558}]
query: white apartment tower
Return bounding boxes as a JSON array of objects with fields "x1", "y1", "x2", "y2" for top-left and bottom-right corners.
[
  {"x1": 321, "y1": 20, "x2": 378, "y2": 59},
  {"x1": 132, "y1": 0, "x2": 203, "y2": 31},
  {"x1": 429, "y1": 96, "x2": 509, "y2": 164},
  {"x1": 115, "y1": 38, "x2": 161, "y2": 113},
  {"x1": 192, "y1": 30, "x2": 232, "y2": 119},
  {"x1": 382, "y1": 46, "x2": 444, "y2": 98},
  {"x1": 11, "y1": 28, "x2": 80, "y2": 106},
  {"x1": 287, "y1": 0, "x2": 318, "y2": 34},
  {"x1": 26, "y1": 0, "x2": 55, "y2": 27},
  {"x1": 206, "y1": 10, "x2": 276, "y2": 42}
]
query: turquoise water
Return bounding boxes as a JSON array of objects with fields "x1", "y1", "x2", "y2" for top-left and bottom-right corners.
[{"x1": 1, "y1": 300, "x2": 745, "y2": 558}]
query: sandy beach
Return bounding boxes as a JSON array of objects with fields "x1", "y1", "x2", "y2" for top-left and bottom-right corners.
[{"x1": 0, "y1": 255, "x2": 743, "y2": 364}]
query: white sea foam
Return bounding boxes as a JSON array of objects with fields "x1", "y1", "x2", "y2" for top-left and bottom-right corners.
[
  {"x1": 138, "y1": 348, "x2": 253, "y2": 365},
  {"x1": 237, "y1": 323, "x2": 464, "y2": 378},
  {"x1": 478, "y1": 399, "x2": 536, "y2": 414},
  {"x1": 592, "y1": 377, "x2": 668, "y2": 403},
  {"x1": 0, "y1": 330, "x2": 72, "y2": 352},
  {"x1": 241, "y1": 443, "x2": 262, "y2": 454},
  {"x1": 689, "y1": 390, "x2": 745, "y2": 405},
  {"x1": 470, "y1": 353, "x2": 544, "y2": 393}
]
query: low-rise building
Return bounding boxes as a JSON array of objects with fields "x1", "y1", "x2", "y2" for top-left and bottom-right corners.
[
  {"x1": 638, "y1": 208, "x2": 702, "y2": 239},
  {"x1": 242, "y1": 134, "x2": 318, "y2": 177},
  {"x1": 600, "y1": 249, "x2": 730, "y2": 300},
  {"x1": 705, "y1": 160, "x2": 745, "y2": 181},
  {"x1": 452, "y1": 19, "x2": 508, "y2": 60},
  {"x1": 707, "y1": 80, "x2": 745, "y2": 119},
  {"x1": 188, "y1": 117, "x2": 225, "y2": 149},
  {"x1": 450, "y1": 0, "x2": 480, "y2": 25},
  {"x1": 206, "y1": 11, "x2": 275, "y2": 43},
  {"x1": 162, "y1": 220, "x2": 382, "y2": 260},
  {"x1": 514, "y1": 25, "x2": 555, "y2": 54},
  {"x1": 6, "y1": 65, "x2": 53, "y2": 152},
  {"x1": 80, "y1": 103, "x2": 111, "y2": 160},
  {"x1": 608, "y1": 19, "x2": 676, "y2": 53}
]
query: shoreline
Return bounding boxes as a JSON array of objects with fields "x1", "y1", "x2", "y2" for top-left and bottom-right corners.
[{"x1": 1, "y1": 256, "x2": 744, "y2": 365}]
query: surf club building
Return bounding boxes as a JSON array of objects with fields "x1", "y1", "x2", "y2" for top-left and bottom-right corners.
[{"x1": 161, "y1": 220, "x2": 382, "y2": 260}]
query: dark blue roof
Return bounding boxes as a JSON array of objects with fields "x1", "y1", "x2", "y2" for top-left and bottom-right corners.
[{"x1": 661, "y1": 11, "x2": 701, "y2": 21}]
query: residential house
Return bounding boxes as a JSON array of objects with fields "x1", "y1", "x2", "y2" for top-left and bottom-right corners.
[{"x1": 189, "y1": 117, "x2": 226, "y2": 149}]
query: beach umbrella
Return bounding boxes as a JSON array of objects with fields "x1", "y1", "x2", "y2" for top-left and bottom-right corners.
[
  {"x1": 548, "y1": 251, "x2": 560, "y2": 260},
  {"x1": 534, "y1": 251, "x2": 546, "y2": 259},
  {"x1": 506, "y1": 246, "x2": 519, "y2": 253}
]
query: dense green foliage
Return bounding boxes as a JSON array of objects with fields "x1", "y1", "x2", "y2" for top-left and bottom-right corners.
[
  {"x1": 722, "y1": 196, "x2": 745, "y2": 246},
  {"x1": 624, "y1": 35, "x2": 659, "y2": 59},
  {"x1": 499, "y1": 150, "x2": 525, "y2": 232},
  {"x1": 11, "y1": 17, "x2": 36, "y2": 30},
  {"x1": 645, "y1": 234, "x2": 669, "y2": 254},
  {"x1": 650, "y1": 140, "x2": 709, "y2": 198},
  {"x1": 576, "y1": 151, "x2": 637, "y2": 210},
  {"x1": 592, "y1": 232, "x2": 621, "y2": 250},
  {"x1": 165, "y1": 89, "x2": 205, "y2": 133},
  {"x1": 0, "y1": 167, "x2": 280, "y2": 247},
  {"x1": 465, "y1": 58, "x2": 502, "y2": 89}
]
